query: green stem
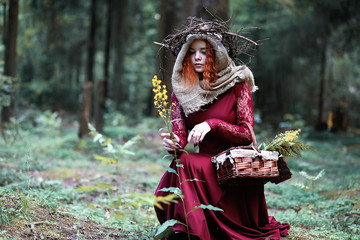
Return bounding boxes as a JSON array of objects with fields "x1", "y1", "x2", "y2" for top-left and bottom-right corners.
[{"x1": 174, "y1": 151, "x2": 191, "y2": 240}]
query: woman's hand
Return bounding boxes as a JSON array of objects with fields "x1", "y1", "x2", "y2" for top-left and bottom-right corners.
[
  {"x1": 187, "y1": 122, "x2": 211, "y2": 146},
  {"x1": 160, "y1": 132, "x2": 181, "y2": 152}
]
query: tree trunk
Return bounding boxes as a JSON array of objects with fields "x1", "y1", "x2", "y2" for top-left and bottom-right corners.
[
  {"x1": 316, "y1": 43, "x2": 327, "y2": 130},
  {"x1": 95, "y1": 0, "x2": 112, "y2": 132},
  {"x1": 104, "y1": 0, "x2": 112, "y2": 92},
  {"x1": 87, "y1": 0, "x2": 97, "y2": 84},
  {"x1": 2, "y1": 0, "x2": 19, "y2": 124},
  {"x1": 2, "y1": 1, "x2": 6, "y2": 45},
  {"x1": 95, "y1": 79, "x2": 106, "y2": 133},
  {"x1": 111, "y1": 0, "x2": 127, "y2": 109},
  {"x1": 158, "y1": 0, "x2": 186, "y2": 92},
  {"x1": 78, "y1": 82, "x2": 93, "y2": 138}
]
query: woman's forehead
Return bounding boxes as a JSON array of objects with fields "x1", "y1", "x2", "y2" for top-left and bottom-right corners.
[{"x1": 190, "y1": 39, "x2": 207, "y2": 48}]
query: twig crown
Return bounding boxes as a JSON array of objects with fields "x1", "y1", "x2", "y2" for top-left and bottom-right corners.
[{"x1": 155, "y1": 17, "x2": 258, "y2": 61}]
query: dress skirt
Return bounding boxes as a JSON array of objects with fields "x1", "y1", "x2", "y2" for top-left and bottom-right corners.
[{"x1": 155, "y1": 152, "x2": 290, "y2": 240}]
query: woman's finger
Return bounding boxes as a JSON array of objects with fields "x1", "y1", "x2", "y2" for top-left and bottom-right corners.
[
  {"x1": 187, "y1": 130, "x2": 194, "y2": 143},
  {"x1": 160, "y1": 132, "x2": 171, "y2": 138},
  {"x1": 163, "y1": 137, "x2": 179, "y2": 150}
]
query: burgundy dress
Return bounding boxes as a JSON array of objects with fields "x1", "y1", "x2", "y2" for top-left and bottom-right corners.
[{"x1": 155, "y1": 82, "x2": 290, "y2": 240}]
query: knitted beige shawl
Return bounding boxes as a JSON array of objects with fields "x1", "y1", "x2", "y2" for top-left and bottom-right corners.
[{"x1": 172, "y1": 34, "x2": 257, "y2": 116}]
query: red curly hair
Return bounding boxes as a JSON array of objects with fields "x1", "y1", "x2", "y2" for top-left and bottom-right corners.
[{"x1": 182, "y1": 41, "x2": 218, "y2": 90}]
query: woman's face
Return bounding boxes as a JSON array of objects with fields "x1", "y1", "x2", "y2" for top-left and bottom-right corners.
[{"x1": 189, "y1": 39, "x2": 207, "y2": 73}]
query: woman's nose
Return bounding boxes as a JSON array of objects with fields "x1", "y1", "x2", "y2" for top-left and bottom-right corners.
[{"x1": 195, "y1": 51, "x2": 201, "y2": 60}]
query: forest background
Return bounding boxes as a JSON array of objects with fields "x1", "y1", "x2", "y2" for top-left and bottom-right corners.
[{"x1": 0, "y1": 0, "x2": 359, "y2": 239}]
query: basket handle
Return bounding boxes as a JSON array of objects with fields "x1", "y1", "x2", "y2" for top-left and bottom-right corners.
[{"x1": 238, "y1": 121, "x2": 259, "y2": 152}]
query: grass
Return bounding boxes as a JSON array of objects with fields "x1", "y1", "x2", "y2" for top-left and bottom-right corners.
[{"x1": 0, "y1": 114, "x2": 359, "y2": 239}]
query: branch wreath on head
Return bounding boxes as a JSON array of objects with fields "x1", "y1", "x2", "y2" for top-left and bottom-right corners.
[{"x1": 155, "y1": 17, "x2": 259, "y2": 62}]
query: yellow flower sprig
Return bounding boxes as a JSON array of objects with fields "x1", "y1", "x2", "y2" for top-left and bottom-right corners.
[
  {"x1": 152, "y1": 75, "x2": 172, "y2": 130},
  {"x1": 261, "y1": 129, "x2": 313, "y2": 158},
  {"x1": 271, "y1": 129, "x2": 301, "y2": 146}
]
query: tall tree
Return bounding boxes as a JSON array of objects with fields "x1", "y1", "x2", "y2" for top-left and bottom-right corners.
[
  {"x1": 79, "y1": 0, "x2": 98, "y2": 137},
  {"x1": 95, "y1": 0, "x2": 113, "y2": 133},
  {"x1": 111, "y1": 0, "x2": 127, "y2": 109},
  {"x1": 2, "y1": 1, "x2": 6, "y2": 45},
  {"x1": 157, "y1": 0, "x2": 185, "y2": 92},
  {"x1": 87, "y1": 0, "x2": 97, "y2": 84},
  {"x1": 2, "y1": 0, "x2": 19, "y2": 123}
]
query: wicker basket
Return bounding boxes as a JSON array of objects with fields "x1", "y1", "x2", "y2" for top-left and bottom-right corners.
[{"x1": 211, "y1": 122, "x2": 292, "y2": 187}]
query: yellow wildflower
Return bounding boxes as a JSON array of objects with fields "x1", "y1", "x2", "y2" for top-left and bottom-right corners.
[{"x1": 283, "y1": 129, "x2": 300, "y2": 142}]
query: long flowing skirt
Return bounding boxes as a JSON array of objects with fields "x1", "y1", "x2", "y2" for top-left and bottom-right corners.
[{"x1": 155, "y1": 152, "x2": 290, "y2": 240}]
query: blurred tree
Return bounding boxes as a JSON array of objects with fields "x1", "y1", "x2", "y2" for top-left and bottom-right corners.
[
  {"x1": 79, "y1": 0, "x2": 98, "y2": 137},
  {"x1": 9, "y1": 0, "x2": 358, "y2": 129},
  {"x1": 2, "y1": 1, "x2": 6, "y2": 45},
  {"x1": 111, "y1": 0, "x2": 128, "y2": 109},
  {"x1": 2, "y1": 0, "x2": 19, "y2": 123},
  {"x1": 119, "y1": 0, "x2": 158, "y2": 120},
  {"x1": 95, "y1": 0, "x2": 113, "y2": 133},
  {"x1": 87, "y1": 0, "x2": 97, "y2": 85},
  {"x1": 157, "y1": 0, "x2": 185, "y2": 92},
  {"x1": 293, "y1": 0, "x2": 360, "y2": 129},
  {"x1": 185, "y1": 0, "x2": 229, "y2": 20},
  {"x1": 231, "y1": 0, "x2": 360, "y2": 129},
  {"x1": 18, "y1": 0, "x2": 88, "y2": 111}
]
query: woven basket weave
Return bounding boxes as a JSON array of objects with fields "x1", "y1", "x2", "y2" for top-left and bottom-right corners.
[{"x1": 211, "y1": 122, "x2": 292, "y2": 186}]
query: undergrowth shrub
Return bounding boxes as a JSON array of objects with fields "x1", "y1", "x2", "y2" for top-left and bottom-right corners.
[
  {"x1": 0, "y1": 190, "x2": 32, "y2": 226},
  {"x1": 0, "y1": 169, "x2": 29, "y2": 187}
]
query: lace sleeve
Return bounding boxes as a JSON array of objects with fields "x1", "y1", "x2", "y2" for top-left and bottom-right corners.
[
  {"x1": 171, "y1": 93, "x2": 188, "y2": 149},
  {"x1": 205, "y1": 82, "x2": 254, "y2": 145}
]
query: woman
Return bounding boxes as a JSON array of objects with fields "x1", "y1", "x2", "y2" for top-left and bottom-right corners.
[{"x1": 155, "y1": 20, "x2": 290, "y2": 240}]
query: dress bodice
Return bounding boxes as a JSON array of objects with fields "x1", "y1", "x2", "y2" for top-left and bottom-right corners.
[{"x1": 171, "y1": 82, "x2": 255, "y2": 156}]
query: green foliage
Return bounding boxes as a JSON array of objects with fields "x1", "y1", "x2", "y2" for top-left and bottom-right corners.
[
  {"x1": 161, "y1": 165, "x2": 178, "y2": 176},
  {"x1": 0, "y1": 75, "x2": 17, "y2": 111},
  {"x1": 279, "y1": 114, "x2": 306, "y2": 129},
  {"x1": 89, "y1": 123, "x2": 141, "y2": 165},
  {"x1": 0, "y1": 118, "x2": 20, "y2": 145},
  {"x1": 263, "y1": 132, "x2": 360, "y2": 239},
  {"x1": 158, "y1": 187, "x2": 183, "y2": 200},
  {"x1": 0, "y1": 190, "x2": 32, "y2": 225},
  {"x1": 260, "y1": 129, "x2": 313, "y2": 158},
  {"x1": 154, "y1": 219, "x2": 178, "y2": 240},
  {"x1": 187, "y1": 204, "x2": 224, "y2": 216},
  {"x1": 0, "y1": 168, "x2": 29, "y2": 187}
]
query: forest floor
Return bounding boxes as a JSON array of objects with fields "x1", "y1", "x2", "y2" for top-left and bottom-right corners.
[{"x1": 0, "y1": 115, "x2": 359, "y2": 239}]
